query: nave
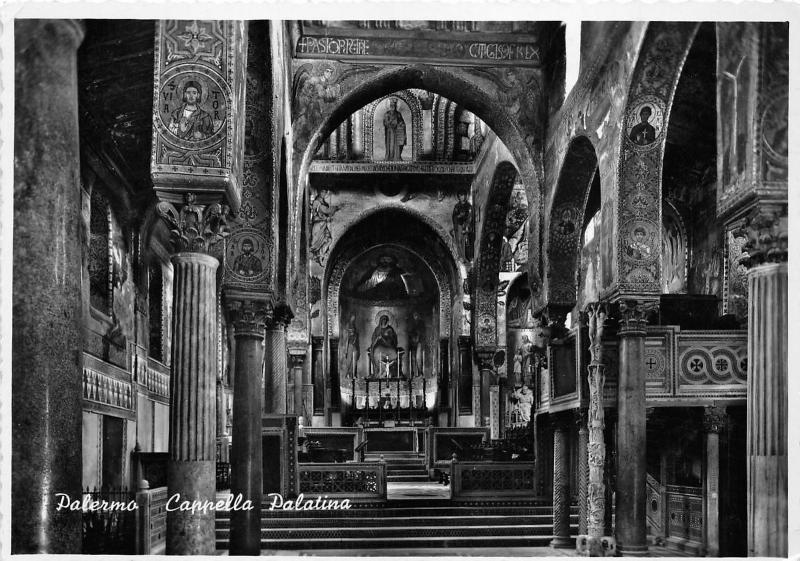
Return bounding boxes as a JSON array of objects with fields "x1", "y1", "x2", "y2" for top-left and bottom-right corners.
[{"x1": 11, "y1": 18, "x2": 787, "y2": 557}]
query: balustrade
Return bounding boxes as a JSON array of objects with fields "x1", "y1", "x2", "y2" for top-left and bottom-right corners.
[
  {"x1": 665, "y1": 485, "x2": 703, "y2": 546},
  {"x1": 450, "y1": 461, "x2": 537, "y2": 499},
  {"x1": 298, "y1": 462, "x2": 387, "y2": 500}
]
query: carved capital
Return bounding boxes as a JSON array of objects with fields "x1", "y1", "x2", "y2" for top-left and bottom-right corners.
[
  {"x1": 287, "y1": 341, "x2": 307, "y2": 369},
  {"x1": 156, "y1": 192, "x2": 230, "y2": 254},
  {"x1": 617, "y1": 299, "x2": 656, "y2": 336},
  {"x1": 703, "y1": 406, "x2": 727, "y2": 433},
  {"x1": 474, "y1": 348, "x2": 496, "y2": 373},
  {"x1": 544, "y1": 304, "x2": 570, "y2": 337},
  {"x1": 734, "y1": 206, "x2": 788, "y2": 267},
  {"x1": 226, "y1": 296, "x2": 272, "y2": 338},
  {"x1": 288, "y1": 352, "x2": 306, "y2": 369},
  {"x1": 271, "y1": 303, "x2": 294, "y2": 329}
]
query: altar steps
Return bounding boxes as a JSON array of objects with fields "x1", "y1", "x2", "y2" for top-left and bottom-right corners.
[
  {"x1": 365, "y1": 452, "x2": 430, "y2": 482},
  {"x1": 215, "y1": 503, "x2": 578, "y2": 550}
]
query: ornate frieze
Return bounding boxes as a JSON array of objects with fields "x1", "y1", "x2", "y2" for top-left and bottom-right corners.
[
  {"x1": 151, "y1": 20, "x2": 247, "y2": 212},
  {"x1": 309, "y1": 160, "x2": 475, "y2": 174},
  {"x1": 156, "y1": 192, "x2": 230, "y2": 254},
  {"x1": 294, "y1": 33, "x2": 543, "y2": 68}
]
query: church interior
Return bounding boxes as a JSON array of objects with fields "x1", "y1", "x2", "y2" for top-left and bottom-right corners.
[{"x1": 12, "y1": 19, "x2": 788, "y2": 556}]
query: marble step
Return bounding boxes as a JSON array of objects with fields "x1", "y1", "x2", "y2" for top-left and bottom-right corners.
[
  {"x1": 218, "y1": 504, "x2": 578, "y2": 519},
  {"x1": 216, "y1": 523, "x2": 574, "y2": 540},
  {"x1": 388, "y1": 474, "x2": 430, "y2": 482},
  {"x1": 216, "y1": 534, "x2": 579, "y2": 550},
  {"x1": 216, "y1": 514, "x2": 579, "y2": 528}
]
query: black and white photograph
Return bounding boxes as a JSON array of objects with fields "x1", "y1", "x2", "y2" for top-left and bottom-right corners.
[{"x1": 7, "y1": 11, "x2": 794, "y2": 558}]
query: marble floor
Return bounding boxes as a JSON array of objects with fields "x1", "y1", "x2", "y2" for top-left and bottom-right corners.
[
  {"x1": 387, "y1": 481, "x2": 451, "y2": 499},
  {"x1": 256, "y1": 547, "x2": 573, "y2": 556}
]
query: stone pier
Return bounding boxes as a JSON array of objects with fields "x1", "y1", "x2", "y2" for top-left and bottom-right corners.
[{"x1": 12, "y1": 19, "x2": 86, "y2": 553}]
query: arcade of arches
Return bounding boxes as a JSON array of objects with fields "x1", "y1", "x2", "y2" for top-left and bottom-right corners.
[{"x1": 12, "y1": 19, "x2": 788, "y2": 557}]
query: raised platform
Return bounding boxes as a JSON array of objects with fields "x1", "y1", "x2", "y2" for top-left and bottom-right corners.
[{"x1": 215, "y1": 497, "x2": 577, "y2": 551}]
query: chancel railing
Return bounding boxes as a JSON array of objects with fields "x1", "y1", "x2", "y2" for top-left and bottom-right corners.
[
  {"x1": 450, "y1": 461, "x2": 537, "y2": 500},
  {"x1": 82, "y1": 486, "x2": 136, "y2": 554},
  {"x1": 646, "y1": 473, "x2": 665, "y2": 540},
  {"x1": 665, "y1": 485, "x2": 704, "y2": 548},
  {"x1": 298, "y1": 462, "x2": 387, "y2": 501}
]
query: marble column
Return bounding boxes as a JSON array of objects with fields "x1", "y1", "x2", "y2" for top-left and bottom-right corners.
[
  {"x1": 576, "y1": 409, "x2": 589, "y2": 536},
  {"x1": 615, "y1": 300, "x2": 651, "y2": 557},
  {"x1": 457, "y1": 336, "x2": 473, "y2": 417},
  {"x1": 226, "y1": 295, "x2": 270, "y2": 555},
  {"x1": 167, "y1": 252, "x2": 219, "y2": 554},
  {"x1": 157, "y1": 195, "x2": 228, "y2": 555},
  {"x1": 704, "y1": 406, "x2": 726, "y2": 557},
  {"x1": 743, "y1": 221, "x2": 787, "y2": 557},
  {"x1": 264, "y1": 305, "x2": 292, "y2": 415},
  {"x1": 288, "y1": 343, "x2": 307, "y2": 419},
  {"x1": 580, "y1": 303, "x2": 609, "y2": 555},
  {"x1": 551, "y1": 425, "x2": 572, "y2": 548},
  {"x1": 12, "y1": 19, "x2": 85, "y2": 554},
  {"x1": 476, "y1": 350, "x2": 494, "y2": 427},
  {"x1": 351, "y1": 111, "x2": 364, "y2": 159},
  {"x1": 489, "y1": 385, "x2": 500, "y2": 439}
]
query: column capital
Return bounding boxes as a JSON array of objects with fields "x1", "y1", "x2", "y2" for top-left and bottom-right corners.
[
  {"x1": 225, "y1": 293, "x2": 272, "y2": 338},
  {"x1": 617, "y1": 299, "x2": 657, "y2": 337},
  {"x1": 287, "y1": 341, "x2": 307, "y2": 369},
  {"x1": 270, "y1": 304, "x2": 294, "y2": 329},
  {"x1": 474, "y1": 348, "x2": 497, "y2": 372},
  {"x1": 542, "y1": 304, "x2": 570, "y2": 338},
  {"x1": 734, "y1": 206, "x2": 788, "y2": 268},
  {"x1": 156, "y1": 192, "x2": 230, "y2": 254},
  {"x1": 16, "y1": 19, "x2": 86, "y2": 51},
  {"x1": 703, "y1": 406, "x2": 727, "y2": 433}
]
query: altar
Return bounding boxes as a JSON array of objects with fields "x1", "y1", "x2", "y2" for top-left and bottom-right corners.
[{"x1": 349, "y1": 376, "x2": 432, "y2": 427}]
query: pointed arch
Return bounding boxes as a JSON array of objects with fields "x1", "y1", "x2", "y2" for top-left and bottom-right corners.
[
  {"x1": 288, "y1": 63, "x2": 544, "y2": 311},
  {"x1": 614, "y1": 22, "x2": 700, "y2": 298},
  {"x1": 473, "y1": 161, "x2": 519, "y2": 351},
  {"x1": 545, "y1": 136, "x2": 599, "y2": 312}
]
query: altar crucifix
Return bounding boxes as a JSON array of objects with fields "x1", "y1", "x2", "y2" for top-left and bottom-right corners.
[{"x1": 380, "y1": 353, "x2": 397, "y2": 379}]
